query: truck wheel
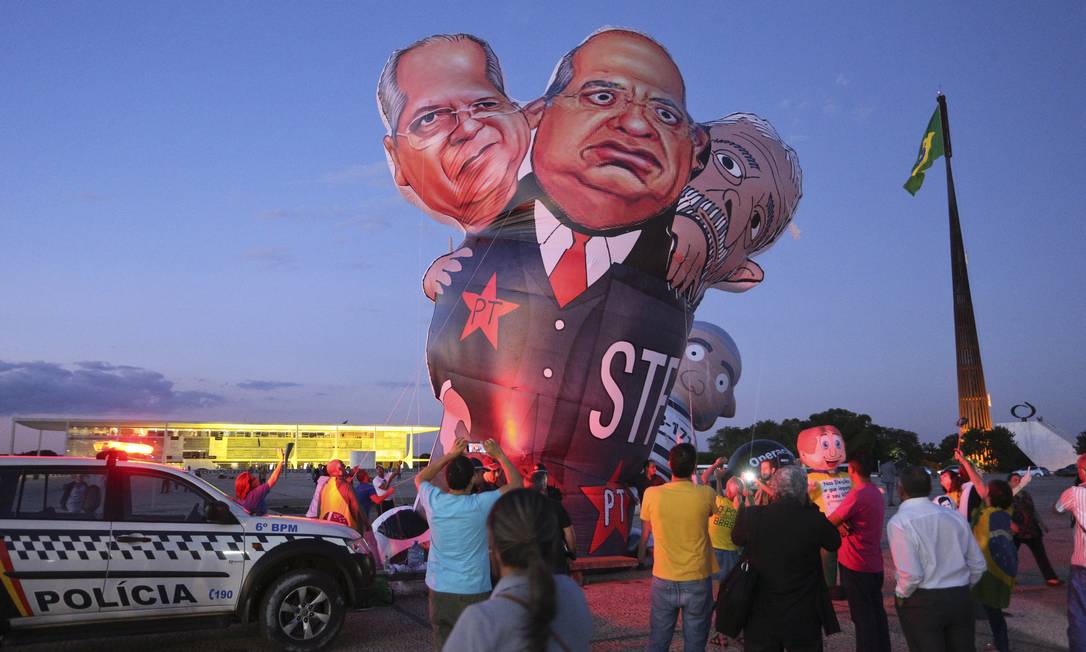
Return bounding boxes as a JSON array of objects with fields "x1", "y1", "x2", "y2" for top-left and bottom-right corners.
[{"x1": 259, "y1": 568, "x2": 346, "y2": 651}]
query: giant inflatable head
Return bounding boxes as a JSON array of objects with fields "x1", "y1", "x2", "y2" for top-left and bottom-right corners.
[
  {"x1": 379, "y1": 29, "x2": 801, "y2": 558},
  {"x1": 676, "y1": 321, "x2": 742, "y2": 431},
  {"x1": 525, "y1": 28, "x2": 707, "y2": 230},
  {"x1": 378, "y1": 34, "x2": 531, "y2": 231},
  {"x1": 797, "y1": 425, "x2": 846, "y2": 472},
  {"x1": 677, "y1": 113, "x2": 802, "y2": 293}
]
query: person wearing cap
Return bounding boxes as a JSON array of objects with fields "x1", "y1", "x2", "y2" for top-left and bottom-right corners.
[
  {"x1": 534, "y1": 462, "x2": 564, "y2": 501},
  {"x1": 468, "y1": 457, "x2": 488, "y2": 494},
  {"x1": 235, "y1": 448, "x2": 286, "y2": 516},
  {"x1": 352, "y1": 468, "x2": 379, "y2": 522}
]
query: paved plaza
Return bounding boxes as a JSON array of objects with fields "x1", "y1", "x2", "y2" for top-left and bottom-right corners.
[{"x1": 17, "y1": 474, "x2": 1077, "y2": 651}]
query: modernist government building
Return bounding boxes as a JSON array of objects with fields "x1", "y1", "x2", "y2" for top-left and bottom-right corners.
[{"x1": 9, "y1": 418, "x2": 437, "y2": 469}]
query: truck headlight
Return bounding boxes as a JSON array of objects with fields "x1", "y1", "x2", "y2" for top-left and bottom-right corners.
[{"x1": 347, "y1": 536, "x2": 371, "y2": 555}]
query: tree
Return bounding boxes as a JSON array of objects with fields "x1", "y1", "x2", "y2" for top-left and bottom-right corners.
[
  {"x1": 1076, "y1": 431, "x2": 1086, "y2": 455},
  {"x1": 958, "y1": 427, "x2": 1032, "y2": 472},
  {"x1": 805, "y1": 408, "x2": 879, "y2": 456},
  {"x1": 706, "y1": 408, "x2": 917, "y2": 464},
  {"x1": 706, "y1": 425, "x2": 751, "y2": 459},
  {"x1": 704, "y1": 408, "x2": 1011, "y2": 470},
  {"x1": 696, "y1": 451, "x2": 720, "y2": 466},
  {"x1": 873, "y1": 427, "x2": 924, "y2": 465},
  {"x1": 935, "y1": 434, "x2": 959, "y2": 466},
  {"x1": 920, "y1": 442, "x2": 941, "y2": 468},
  {"x1": 707, "y1": 420, "x2": 797, "y2": 459}
]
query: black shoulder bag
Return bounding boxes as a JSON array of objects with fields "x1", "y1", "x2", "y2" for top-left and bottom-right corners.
[{"x1": 714, "y1": 507, "x2": 759, "y2": 638}]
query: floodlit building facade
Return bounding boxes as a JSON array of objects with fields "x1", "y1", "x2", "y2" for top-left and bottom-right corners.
[{"x1": 9, "y1": 418, "x2": 436, "y2": 469}]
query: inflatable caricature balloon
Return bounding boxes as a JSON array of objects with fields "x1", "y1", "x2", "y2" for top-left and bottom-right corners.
[
  {"x1": 797, "y1": 424, "x2": 851, "y2": 589},
  {"x1": 377, "y1": 29, "x2": 802, "y2": 555},
  {"x1": 672, "y1": 113, "x2": 804, "y2": 302},
  {"x1": 648, "y1": 321, "x2": 742, "y2": 480},
  {"x1": 797, "y1": 424, "x2": 851, "y2": 513}
]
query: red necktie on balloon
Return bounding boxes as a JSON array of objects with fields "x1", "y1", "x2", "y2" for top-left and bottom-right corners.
[{"x1": 549, "y1": 231, "x2": 591, "y2": 307}]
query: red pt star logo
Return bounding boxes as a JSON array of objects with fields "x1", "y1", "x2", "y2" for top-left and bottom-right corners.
[
  {"x1": 460, "y1": 273, "x2": 519, "y2": 349},
  {"x1": 580, "y1": 464, "x2": 632, "y2": 554}
]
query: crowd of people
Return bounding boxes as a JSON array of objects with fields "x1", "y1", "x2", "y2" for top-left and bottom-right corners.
[{"x1": 227, "y1": 439, "x2": 1086, "y2": 652}]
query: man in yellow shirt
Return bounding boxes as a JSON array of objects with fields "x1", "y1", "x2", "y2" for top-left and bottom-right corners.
[{"x1": 638, "y1": 443, "x2": 718, "y2": 651}]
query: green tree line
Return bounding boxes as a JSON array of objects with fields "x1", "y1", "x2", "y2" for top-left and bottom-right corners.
[{"x1": 703, "y1": 408, "x2": 1031, "y2": 471}]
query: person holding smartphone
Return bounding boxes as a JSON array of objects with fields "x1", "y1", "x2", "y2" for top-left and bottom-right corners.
[{"x1": 415, "y1": 437, "x2": 523, "y2": 649}]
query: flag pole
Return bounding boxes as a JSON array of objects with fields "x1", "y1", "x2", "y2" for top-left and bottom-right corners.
[{"x1": 938, "y1": 94, "x2": 993, "y2": 459}]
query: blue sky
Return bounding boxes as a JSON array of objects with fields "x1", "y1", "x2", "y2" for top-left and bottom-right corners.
[{"x1": 2, "y1": 2, "x2": 1084, "y2": 451}]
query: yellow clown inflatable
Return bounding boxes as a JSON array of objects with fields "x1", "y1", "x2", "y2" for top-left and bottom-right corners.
[{"x1": 797, "y1": 425, "x2": 851, "y2": 590}]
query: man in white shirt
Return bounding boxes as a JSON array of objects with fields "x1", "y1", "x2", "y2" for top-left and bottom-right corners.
[
  {"x1": 372, "y1": 463, "x2": 400, "y2": 514},
  {"x1": 888, "y1": 466, "x2": 986, "y2": 651},
  {"x1": 1054, "y1": 453, "x2": 1086, "y2": 650}
]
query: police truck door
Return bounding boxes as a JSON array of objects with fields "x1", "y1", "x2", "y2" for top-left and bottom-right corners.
[
  {"x1": 101, "y1": 466, "x2": 245, "y2": 619},
  {"x1": 0, "y1": 464, "x2": 110, "y2": 625}
]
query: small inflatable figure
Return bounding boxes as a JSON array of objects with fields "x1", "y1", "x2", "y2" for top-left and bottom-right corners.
[{"x1": 797, "y1": 424, "x2": 851, "y2": 591}]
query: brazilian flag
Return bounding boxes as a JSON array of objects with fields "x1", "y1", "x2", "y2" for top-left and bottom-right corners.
[{"x1": 903, "y1": 108, "x2": 944, "y2": 195}]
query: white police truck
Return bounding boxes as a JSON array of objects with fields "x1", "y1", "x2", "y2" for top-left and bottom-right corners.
[{"x1": 0, "y1": 452, "x2": 377, "y2": 650}]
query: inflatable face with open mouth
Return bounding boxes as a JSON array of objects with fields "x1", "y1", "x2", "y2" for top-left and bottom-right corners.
[
  {"x1": 676, "y1": 113, "x2": 803, "y2": 299},
  {"x1": 797, "y1": 425, "x2": 847, "y2": 472}
]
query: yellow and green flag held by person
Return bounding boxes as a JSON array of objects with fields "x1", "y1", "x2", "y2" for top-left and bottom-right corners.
[{"x1": 903, "y1": 107, "x2": 944, "y2": 195}]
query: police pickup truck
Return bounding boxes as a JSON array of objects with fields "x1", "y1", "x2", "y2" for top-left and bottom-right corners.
[{"x1": 0, "y1": 453, "x2": 376, "y2": 650}]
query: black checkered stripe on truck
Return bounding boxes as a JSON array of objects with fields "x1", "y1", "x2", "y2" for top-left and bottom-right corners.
[
  {"x1": 3, "y1": 530, "x2": 352, "y2": 564},
  {"x1": 3, "y1": 530, "x2": 249, "y2": 562},
  {"x1": 4, "y1": 531, "x2": 112, "y2": 562}
]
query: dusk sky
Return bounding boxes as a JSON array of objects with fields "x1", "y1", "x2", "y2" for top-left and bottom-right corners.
[{"x1": 3, "y1": 2, "x2": 1084, "y2": 452}]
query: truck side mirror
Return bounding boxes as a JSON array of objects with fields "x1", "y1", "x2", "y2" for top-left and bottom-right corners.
[{"x1": 208, "y1": 500, "x2": 237, "y2": 525}]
